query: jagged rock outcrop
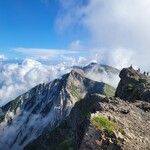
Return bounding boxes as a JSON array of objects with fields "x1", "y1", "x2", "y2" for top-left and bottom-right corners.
[{"x1": 115, "y1": 66, "x2": 150, "y2": 102}]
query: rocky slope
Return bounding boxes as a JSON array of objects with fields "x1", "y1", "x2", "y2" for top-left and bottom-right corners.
[
  {"x1": 0, "y1": 67, "x2": 115, "y2": 150},
  {"x1": 80, "y1": 96, "x2": 150, "y2": 150},
  {"x1": 24, "y1": 94, "x2": 150, "y2": 150}
]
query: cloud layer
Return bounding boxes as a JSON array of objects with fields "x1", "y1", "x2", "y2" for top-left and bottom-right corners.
[
  {"x1": 0, "y1": 57, "x2": 120, "y2": 106},
  {"x1": 0, "y1": 59, "x2": 72, "y2": 106},
  {"x1": 0, "y1": 54, "x2": 7, "y2": 61},
  {"x1": 13, "y1": 47, "x2": 79, "y2": 60}
]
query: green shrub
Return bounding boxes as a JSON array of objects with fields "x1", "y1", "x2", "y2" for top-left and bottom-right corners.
[
  {"x1": 104, "y1": 128, "x2": 114, "y2": 137},
  {"x1": 92, "y1": 116, "x2": 112, "y2": 128},
  {"x1": 127, "y1": 84, "x2": 133, "y2": 91},
  {"x1": 91, "y1": 116, "x2": 116, "y2": 137}
]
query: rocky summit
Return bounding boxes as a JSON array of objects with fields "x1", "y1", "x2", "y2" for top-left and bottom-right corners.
[
  {"x1": 116, "y1": 66, "x2": 150, "y2": 102},
  {"x1": 0, "y1": 64, "x2": 150, "y2": 150}
]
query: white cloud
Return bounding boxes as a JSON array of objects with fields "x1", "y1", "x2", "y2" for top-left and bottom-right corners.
[
  {"x1": 2, "y1": 0, "x2": 149, "y2": 106},
  {"x1": 57, "y1": 0, "x2": 150, "y2": 70},
  {"x1": 60, "y1": 55, "x2": 87, "y2": 66},
  {"x1": 69, "y1": 40, "x2": 83, "y2": 51},
  {"x1": 0, "y1": 59, "x2": 72, "y2": 106},
  {"x1": 86, "y1": 71, "x2": 119, "y2": 88},
  {"x1": 13, "y1": 47, "x2": 79, "y2": 60},
  {"x1": 0, "y1": 54, "x2": 7, "y2": 61},
  {"x1": 87, "y1": 47, "x2": 136, "y2": 69},
  {"x1": 85, "y1": 0, "x2": 150, "y2": 50}
]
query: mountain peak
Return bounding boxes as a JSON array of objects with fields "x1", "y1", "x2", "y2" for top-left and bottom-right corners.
[
  {"x1": 116, "y1": 66, "x2": 150, "y2": 102},
  {"x1": 83, "y1": 62, "x2": 120, "y2": 75},
  {"x1": 88, "y1": 62, "x2": 98, "y2": 66}
]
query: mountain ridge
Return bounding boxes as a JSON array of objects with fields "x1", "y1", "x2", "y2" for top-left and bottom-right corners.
[{"x1": 0, "y1": 64, "x2": 117, "y2": 150}]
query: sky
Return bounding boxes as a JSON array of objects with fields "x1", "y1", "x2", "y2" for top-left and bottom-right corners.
[
  {"x1": 0, "y1": 0, "x2": 150, "y2": 69},
  {"x1": 0, "y1": 0, "x2": 150, "y2": 106},
  {"x1": 0, "y1": 0, "x2": 89, "y2": 60}
]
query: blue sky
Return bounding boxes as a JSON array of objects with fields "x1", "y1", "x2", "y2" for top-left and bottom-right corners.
[
  {"x1": 0, "y1": 0, "x2": 150, "y2": 70},
  {"x1": 0, "y1": 0, "x2": 89, "y2": 59}
]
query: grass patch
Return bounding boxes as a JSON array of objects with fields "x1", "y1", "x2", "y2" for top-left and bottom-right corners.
[
  {"x1": 127, "y1": 84, "x2": 133, "y2": 91},
  {"x1": 104, "y1": 128, "x2": 114, "y2": 137},
  {"x1": 91, "y1": 116, "x2": 124, "y2": 137},
  {"x1": 71, "y1": 90, "x2": 82, "y2": 100}
]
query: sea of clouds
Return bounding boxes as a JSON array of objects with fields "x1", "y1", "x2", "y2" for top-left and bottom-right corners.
[
  {"x1": 0, "y1": 58, "x2": 73, "y2": 106},
  {"x1": 0, "y1": 57, "x2": 121, "y2": 106}
]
